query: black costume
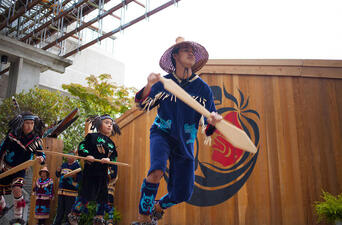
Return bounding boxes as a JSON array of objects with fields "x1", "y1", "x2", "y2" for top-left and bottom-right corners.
[
  {"x1": 0, "y1": 132, "x2": 45, "y2": 194},
  {"x1": 71, "y1": 133, "x2": 118, "y2": 215},
  {"x1": 68, "y1": 114, "x2": 120, "y2": 225},
  {"x1": 0, "y1": 112, "x2": 45, "y2": 225}
]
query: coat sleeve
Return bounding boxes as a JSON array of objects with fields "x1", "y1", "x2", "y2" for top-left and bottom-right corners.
[
  {"x1": 204, "y1": 88, "x2": 217, "y2": 136},
  {"x1": 35, "y1": 145, "x2": 46, "y2": 164},
  {"x1": 49, "y1": 180, "x2": 54, "y2": 199},
  {"x1": 56, "y1": 169, "x2": 61, "y2": 178},
  {"x1": 0, "y1": 137, "x2": 9, "y2": 159},
  {"x1": 135, "y1": 81, "x2": 166, "y2": 111},
  {"x1": 78, "y1": 134, "x2": 92, "y2": 157}
]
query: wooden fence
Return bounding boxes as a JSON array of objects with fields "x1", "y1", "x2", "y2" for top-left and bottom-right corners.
[{"x1": 113, "y1": 59, "x2": 342, "y2": 225}]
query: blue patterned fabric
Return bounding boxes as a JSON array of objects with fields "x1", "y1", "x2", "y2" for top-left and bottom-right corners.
[
  {"x1": 56, "y1": 161, "x2": 82, "y2": 194},
  {"x1": 139, "y1": 179, "x2": 159, "y2": 215},
  {"x1": 136, "y1": 73, "x2": 216, "y2": 160},
  {"x1": 135, "y1": 73, "x2": 217, "y2": 210}
]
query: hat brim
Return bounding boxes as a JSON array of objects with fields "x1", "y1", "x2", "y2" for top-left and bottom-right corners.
[
  {"x1": 39, "y1": 168, "x2": 49, "y2": 176},
  {"x1": 159, "y1": 41, "x2": 209, "y2": 74}
]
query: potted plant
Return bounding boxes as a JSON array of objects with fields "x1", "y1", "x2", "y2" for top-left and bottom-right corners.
[{"x1": 314, "y1": 190, "x2": 342, "y2": 225}]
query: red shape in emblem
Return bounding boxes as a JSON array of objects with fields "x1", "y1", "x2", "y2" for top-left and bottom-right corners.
[{"x1": 212, "y1": 111, "x2": 243, "y2": 167}]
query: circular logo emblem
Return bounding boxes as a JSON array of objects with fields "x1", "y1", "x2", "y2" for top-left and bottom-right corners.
[{"x1": 188, "y1": 86, "x2": 260, "y2": 206}]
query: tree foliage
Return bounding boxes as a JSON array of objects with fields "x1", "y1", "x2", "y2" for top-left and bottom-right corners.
[
  {"x1": 0, "y1": 88, "x2": 78, "y2": 140},
  {"x1": 79, "y1": 201, "x2": 121, "y2": 224},
  {"x1": 314, "y1": 190, "x2": 342, "y2": 223},
  {"x1": 62, "y1": 74, "x2": 137, "y2": 118}
]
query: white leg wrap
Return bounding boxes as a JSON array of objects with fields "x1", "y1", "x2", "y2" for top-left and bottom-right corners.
[
  {"x1": 13, "y1": 195, "x2": 25, "y2": 219},
  {"x1": 0, "y1": 195, "x2": 6, "y2": 211}
]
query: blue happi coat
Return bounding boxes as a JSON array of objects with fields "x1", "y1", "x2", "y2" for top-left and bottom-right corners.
[{"x1": 135, "y1": 73, "x2": 216, "y2": 160}]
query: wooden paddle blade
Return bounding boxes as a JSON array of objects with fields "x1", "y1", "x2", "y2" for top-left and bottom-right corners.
[
  {"x1": 43, "y1": 108, "x2": 79, "y2": 138},
  {"x1": 215, "y1": 120, "x2": 257, "y2": 153},
  {"x1": 52, "y1": 115, "x2": 79, "y2": 137},
  {"x1": 63, "y1": 168, "x2": 82, "y2": 178},
  {"x1": 0, "y1": 159, "x2": 39, "y2": 179}
]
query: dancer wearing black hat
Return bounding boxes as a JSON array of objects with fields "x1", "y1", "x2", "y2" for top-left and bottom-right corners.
[{"x1": 0, "y1": 111, "x2": 46, "y2": 225}]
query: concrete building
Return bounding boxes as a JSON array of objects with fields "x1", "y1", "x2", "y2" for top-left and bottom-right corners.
[
  {"x1": 0, "y1": 35, "x2": 72, "y2": 100},
  {"x1": 39, "y1": 29, "x2": 124, "y2": 92},
  {"x1": 40, "y1": 48, "x2": 124, "y2": 92}
]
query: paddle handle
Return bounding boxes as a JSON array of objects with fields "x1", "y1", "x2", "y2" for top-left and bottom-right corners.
[
  {"x1": 160, "y1": 77, "x2": 211, "y2": 118},
  {"x1": 0, "y1": 158, "x2": 40, "y2": 179},
  {"x1": 63, "y1": 168, "x2": 82, "y2": 178},
  {"x1": 38, "y1": 150, "x2": 130, "y2": 167}
]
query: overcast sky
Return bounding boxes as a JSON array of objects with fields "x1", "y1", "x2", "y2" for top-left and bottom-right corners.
[{"x1": 104, "y1": 0, "x2": 342, "y2": 88}]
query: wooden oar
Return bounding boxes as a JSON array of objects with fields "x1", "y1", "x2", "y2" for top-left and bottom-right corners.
[
  {"x1": 37, "y1": 150, "x2": 130, "y2": 167},
  {"x1": 160, "y1": 77, "x2": 257, "y2": 153},
  {"x1": 63, "y1": 168, "x2": 82, "y2": 178},
  {"x1": 0, "y1": 158, "x2": 40, "y2": 179}
]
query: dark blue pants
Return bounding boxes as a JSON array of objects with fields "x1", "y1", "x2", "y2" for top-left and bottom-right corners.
[{"x1": 148, "y1": 131, "x2": 195, "y2": 205}]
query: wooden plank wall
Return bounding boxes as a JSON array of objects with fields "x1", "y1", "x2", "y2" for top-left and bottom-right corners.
[{"x1": 113, "y1": 60, "x2": 342, "y2": 225}]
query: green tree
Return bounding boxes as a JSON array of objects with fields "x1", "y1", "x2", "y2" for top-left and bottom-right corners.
[
  {"x1": 0, "y1": 87, "x2": 79, "y2": 142},
  {"x1": 61, "y1": 74, "x2": 136, "y2": 152},
  {"x1": 62, "y1": 74, "x2": 137, "y2": 118}
]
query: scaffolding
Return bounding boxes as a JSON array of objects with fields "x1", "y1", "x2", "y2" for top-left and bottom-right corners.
[{"x1": 0, "y1": 0, "x2": 181, "y2": 74}]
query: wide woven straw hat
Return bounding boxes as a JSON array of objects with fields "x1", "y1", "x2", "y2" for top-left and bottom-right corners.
[
  {"x1": 159, "y1": 37, "x2": 209, "y2": 73},
  {"x1": 39, "y1": 166, "x2": 49, "y2": 176}
]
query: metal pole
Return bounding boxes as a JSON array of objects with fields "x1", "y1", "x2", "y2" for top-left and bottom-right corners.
[
  {"x1": 42, "y1": 0, "x2": 134, "y2": 50},
  {"x1": 0, "y1": 0, "x2": 41, "y2": 31},
  {"x1": 20, "y1": 0, "x2": 89, "y2": 42},
  {"x1": 63, "y1": 0, "x2": 182, "y2": 58}
]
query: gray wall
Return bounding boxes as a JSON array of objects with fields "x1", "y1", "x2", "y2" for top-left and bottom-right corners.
[{"x1": 40, "y1": 46, "x2": 125, "y2": 91}]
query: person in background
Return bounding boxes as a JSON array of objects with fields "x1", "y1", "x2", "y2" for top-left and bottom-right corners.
[
  {"x1": 0, "y1": 112, "x2": 45, "y2": 225},
  {"x1": 68, "y1": 115, "x2": 120, "y2": 225},
  {"x1": 53, "y1": 154, "x2": 82, "y2": 225},
  {"x1": 32, "y1": 166, "x2": 54, "y2": 225}
]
